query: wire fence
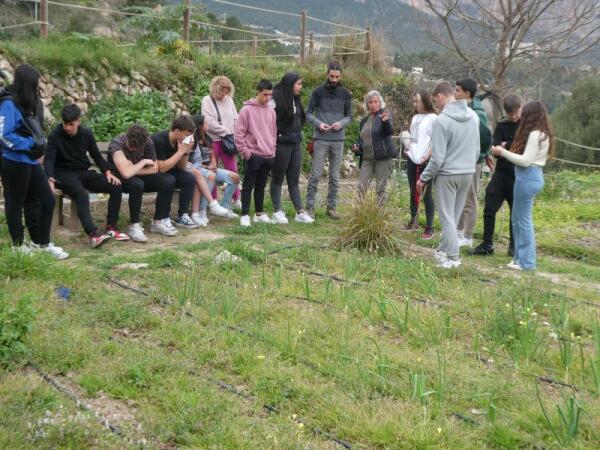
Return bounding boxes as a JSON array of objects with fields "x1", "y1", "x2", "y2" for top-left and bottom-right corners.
[{"x1": 3, "y1": 0, "x2": 373, "y2": 66}]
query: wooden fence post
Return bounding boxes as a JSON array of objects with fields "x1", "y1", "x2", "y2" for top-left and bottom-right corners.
[
  {"x1": 209, "y1": 38, "x2": 214, "y2": 56},
  {"x1": 299, "y1": 10, "x2": 307, "y2": 66},
  {"x1": 40, "y1": 0, "x2": 48, "y2": 38},
  {"x1": 366, "y1": 26, "x2": 373, "y2": 70},
  {"x1": 252, "y1": 36, "x2": 258, "y2": 56},
  {"x1": 183, "y1": 0, "x2": 191, "y2": 43}
]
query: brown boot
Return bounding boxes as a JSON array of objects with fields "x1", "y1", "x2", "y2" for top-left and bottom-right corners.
[{"x1": 326, "y1": 208, "x2": 340, "y2": 220}]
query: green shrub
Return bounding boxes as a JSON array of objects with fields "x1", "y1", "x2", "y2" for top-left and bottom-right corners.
[
  {"x1": 0, "y1": 295, "x2": 36, "y2": 366},
  {"x1": 86, "y1": 91, "x2": 172, "y2": 141},
  {"x1": 335, "y1": 192, "x2": 401, "y2": 255}
]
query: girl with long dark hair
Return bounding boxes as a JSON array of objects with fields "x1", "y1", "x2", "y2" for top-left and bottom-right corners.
[
  {"x1": 404, "y1": 89, "x2": 436, "y2": 239},
  {"x1": 270, "y1": 72, "x2": 314, "y2": 224},
  {"x1": 491, "y1": 101, "x2": 553, "y2": 270},
  {"x1": 0, "y1": 64, "x2": 68, "y2": 258}
]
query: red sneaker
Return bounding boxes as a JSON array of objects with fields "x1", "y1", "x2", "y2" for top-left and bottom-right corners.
[
  {"x1": 421, "y1": 227, "x2": 435, "y2": 240},
  {"x1": 89, "y1": 231, "x2": 111, "y2": 248},
  {"x1": 105, "y1": 225, "x2": 130, "y2": 241}
]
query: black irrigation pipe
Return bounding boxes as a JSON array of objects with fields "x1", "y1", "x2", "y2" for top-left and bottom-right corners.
[
  {"x1": 108, "y1": 277, "x2": 197, "y2": 317},
  {"x1": 451, "y1": 412, "x2": 479, "y2": 426},
  {"x1": 107, "y1": 279, "x2": 353, "y2": 447},
  {"x1": 213, "y1": 380, "x2": 353, "y2": 449},
  {"x1": 283, "y1": 294, "x2": 325, "y2": 306},
  {"x1": 27, "y1": 362, "x2": 125, "y2": 438},
  {"x1": 537, "y1": 376, "x2": 580, "y2": 391}
]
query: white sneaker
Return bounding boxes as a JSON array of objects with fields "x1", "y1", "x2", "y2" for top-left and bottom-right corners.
[
  {"x1": 458, "y1": 237, "x2": 473, "y2": 248},
  {"x1": 434, "y1": 250, "x2": 447, "y2": 263},
  {"x1": 128, "y1": 223, "x2": 148, "y2": 242},
  {"x1": 253, "y1": 214, "x2": 272, "y2": 224},
  {"x1": 162, "y1": 217, "x2": 177, "y2": 231},
  {"x1": 12, "y1": 244, "x2": 32, "y2": 256},
  {"x1": 222, "y1": 209, "x2": 239, "y2": 219},
  {"x1": 295, "y1": 211, "x2": 315, "y2": 224},
  {"x1": 209, "y1": 200, "x2": 230, "y2": 217},
  {"x1": 191, "y1": 212, "x2": 208, "y2": 227},
  {"x1": 42, "y1": 243, "x2": 69, "y2": 260},
  {"x1": 506, "y1": 261, "x2": 522, "y2": 271},
  {"x1": 438, "y1": 259, "x2": 461, "y2": 269},
  {"x1": 272, "y1": 210, "x2": 288, "y2": 225},
  {"x1": 150, "y1": 220, "x2": 178, "y2": 236},
  {"x1": 232, "y1": 199, "x2": 242, "y2": 211},
  {"x1": 240, "y1": 215, "x2": 251, "y2": 227}
]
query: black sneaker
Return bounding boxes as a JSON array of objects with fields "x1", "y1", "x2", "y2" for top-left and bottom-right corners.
[{"x1": 469, "y1": 242, "x2": 494, "y2": 256}]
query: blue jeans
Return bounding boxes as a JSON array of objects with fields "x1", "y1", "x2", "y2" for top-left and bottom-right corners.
[
  {"x1": 194, "y1": 164, "x2": 237, "y2": 210},
  {"x1": 512, "y1": 166, "x2": 544, "y2": 270}
]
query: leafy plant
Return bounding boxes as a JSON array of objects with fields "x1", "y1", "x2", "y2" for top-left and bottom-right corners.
[
  {"x1": 536, "y1": 385, "x2": 583, "y2": 447},
  {"x1": 0, "y1": 295, "x2": 36, "y2": 366},
  {"x1": 86, "y1": 91, "x2": 172, "y2": 141}
]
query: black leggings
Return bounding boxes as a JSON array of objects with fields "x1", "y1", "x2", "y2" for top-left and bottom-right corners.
[
  {"x1": 120, "y1": 173, "x2": 175, "y2": 223},
  {"x1": 55, "y1": 170, "x2": 122, "y2": 235},
  {"x1": 1, "y1": 158, "x2": 55, "y2": 246},
  {"x1": 241, "y1": 155, "x2": 274, "y2": 216},
  {"x1": 406, "y1": 158, "x2": 434, "y2": 227},
  {"x1": 270, "y1": 142, "x2": 303, "y2": 212}
]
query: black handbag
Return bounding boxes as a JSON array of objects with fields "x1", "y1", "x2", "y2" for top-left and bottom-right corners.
[{"x1": 211, "y1": 96, "x2": 237, "y2": 156}]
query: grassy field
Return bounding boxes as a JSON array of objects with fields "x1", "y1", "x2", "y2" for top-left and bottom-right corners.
[{"x1": 1, "y1": 169, "x2": 600, "y2": 449}]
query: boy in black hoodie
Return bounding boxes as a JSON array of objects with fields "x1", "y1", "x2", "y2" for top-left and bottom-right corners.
[
  {"x1": 470, "y1": 94, "x2": 521, "y2": 256},
  {"x1": 44, "y1": 104, "x2": 128, "y2": 247}
]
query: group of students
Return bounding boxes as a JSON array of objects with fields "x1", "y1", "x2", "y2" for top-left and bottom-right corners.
[
  {"x1": 0, "y1": 62, "x2": 356, "y2": 258},
  {"x1": 404, "y1": 81, "x2": 553, "y2": 271},
  {"x1": 0, "y1": 62, "x2": 552, "y2": 271}
]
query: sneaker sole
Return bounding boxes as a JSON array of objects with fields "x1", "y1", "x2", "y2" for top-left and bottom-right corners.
[
  {"x1": 174, "y1": 224, "x2": 200, "y2": 229},
  {"x1": 91, "y1": 237, "x2": 111, "y2": 248}
]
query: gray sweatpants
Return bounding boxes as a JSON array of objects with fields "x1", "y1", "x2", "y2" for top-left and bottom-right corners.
[
  {"x1": 306, "y1": 139, "x2": 344, "y2": 210},
  {"x1": 435, "y1": 173, "x2": 473, "y2": 260},
  {"x1": 357, "y1": 158, "x2": 392, "y2": 204}
]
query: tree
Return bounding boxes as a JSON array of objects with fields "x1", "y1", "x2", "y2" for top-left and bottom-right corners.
[
  {"x1": 417, "y1": 0, "x2": 600, "y2": 96},
  {"x1": 553, "y1": 76, "x2": 600, "y2": 165}
]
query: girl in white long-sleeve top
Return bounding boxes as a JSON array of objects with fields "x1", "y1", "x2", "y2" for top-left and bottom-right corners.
[{"x1": 491, "y1": 101, "x2": 553, "y2": 271}]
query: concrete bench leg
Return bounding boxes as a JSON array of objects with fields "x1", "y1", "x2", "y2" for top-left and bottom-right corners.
[{"x1": 67, "y1": 199, "x2": 81, "y2": 231}]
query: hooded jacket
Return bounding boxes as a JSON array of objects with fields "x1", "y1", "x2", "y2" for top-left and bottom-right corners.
[
  {"x1": 306, "y1": 82, "x2": 352, "y2": 141},
  {"x1": 420, "y1": 100, "x2": 480, "y2": 182},
  {"x1": 470, "y1": 98, "x2": 492, "y2": 163},
  {"x1": 234, "y1": 98, "x2": 277, "y2": 160},
  {"x1": 0, "y1": 86, "x2": 40, "y2": 165}
]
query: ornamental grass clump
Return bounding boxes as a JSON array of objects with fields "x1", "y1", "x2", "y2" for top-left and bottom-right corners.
[{"x1": 335, "y1": 192, "x2": 401, "y2": 255}]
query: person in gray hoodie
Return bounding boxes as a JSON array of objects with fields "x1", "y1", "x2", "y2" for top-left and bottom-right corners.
[
  {"x1": 305, "y1": 61, "x2": 352, "y2": 220},
  {"x1": 234, "y1": 79, "x2": 277, "y2": 228},
  {"x1": 417, "y1": 82, "x2": 480, "y2": 268}
]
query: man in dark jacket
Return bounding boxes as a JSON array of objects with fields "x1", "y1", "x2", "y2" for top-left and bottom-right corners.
[
  {"x1": 44, "y1": 104, "x2": 127, "y2": 248},
  {"x1": 470, "y1": 94, "x2": 521, "y2": 256},
  {"x1": 305, "y1": 61, "x2": 352, "y2": 220},
  {"x1": 454, "y1": 78, "x2": 493, "y2": 248}
]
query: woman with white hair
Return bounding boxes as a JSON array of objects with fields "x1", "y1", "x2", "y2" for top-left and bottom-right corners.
[
  {"x1": 201, "y1": 76, "x2": 241, "y2": 209},
  {"x1": 354, "y1": 90, "x2": 398, "y2": 204}
]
